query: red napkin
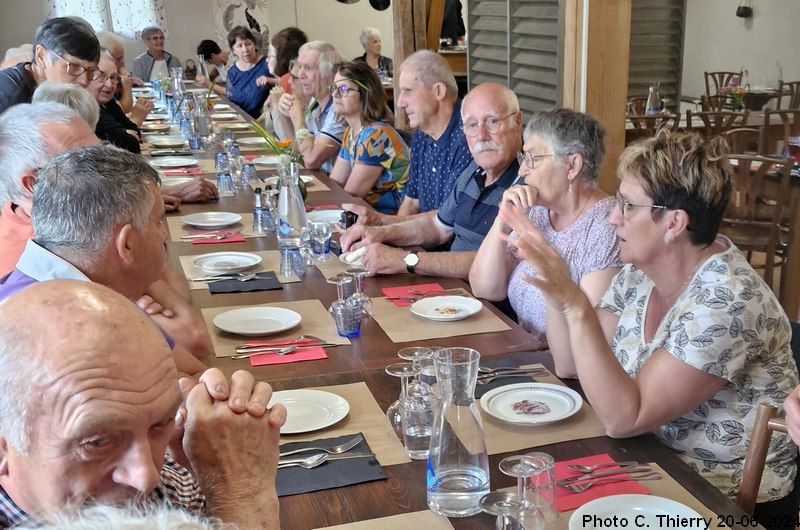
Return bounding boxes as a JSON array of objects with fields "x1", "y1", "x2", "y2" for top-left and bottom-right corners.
[
  {"x1": 243, "y1": 154, "x2": 259, "y2": 161},
  {"x1": 162, "y1": 167, "x2": 206, "y2": 176},
  {"x1": 554, "y1": 454, "x2": 650, "y2": 512},
  {"x1": 188, "y1": 231, "x2": 246, "y2": 245},
  {"x1": 381, "y1": 282, "x2": 444, "y2": 307},
  {"x1": 240, "y1": 338, "x2": 329, "y2": 366}
]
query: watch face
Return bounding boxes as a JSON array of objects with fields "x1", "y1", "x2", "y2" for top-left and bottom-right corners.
[{"x1": 404, "y1": 252, "x2": 419, "y2": 266}]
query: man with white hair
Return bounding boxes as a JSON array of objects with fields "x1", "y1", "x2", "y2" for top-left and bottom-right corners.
[
  {"x1": 341, "y1": 82, "x2": 522, "y2": 279},
  {"x1": 31, "y1": 80, "x2": 100, "y2": 128},
  {"x1": 277, "y1": 40, "x2": 345, "y2": 173},
  {"x1": 0, "y1": 280, "x2": 283, "y2": 529},
  {"x1": 96, "y1": 30, "x2": 140, "y2": 112}
]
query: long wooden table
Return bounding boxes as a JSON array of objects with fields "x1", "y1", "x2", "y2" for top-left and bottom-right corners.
[{"x1": 151, "y1": 97, "x2": 758, "y2": 529}]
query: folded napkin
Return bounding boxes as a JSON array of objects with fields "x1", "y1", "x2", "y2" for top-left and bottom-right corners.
[
  {"x1": 276, "y1": 433, "x2": 385, "y2": 496},
  {"x1": 208, "y1": 271, "x2": 283, "y2": 294},
  {"x1": 554, "y1": 453, "x2": 650, "y2": 511},
  {"x1": 474, "y1": 360, "x2": 541, "y2": 399},
  {"x1": 381, "y1": 282, "x2": 445, "y2": 308},
  {"x1": 244, "y1": 338, "x2": 329, "y2": 367},
  {"x1": 162, "y1": 167, "x2": 206, "y2": 176},
  {"x1": 189, "y1": 231, "x2": 246, "y2": 245}
]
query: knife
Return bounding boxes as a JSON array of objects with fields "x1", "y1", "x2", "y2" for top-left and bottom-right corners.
[
  {"x1": 151, "y1": 149, "x2": 193, "y2": 156},
  {"x1": 556, "y1": 464, "x2": 652, "y2": 485},
  {"x1": 278, "y1": 452, "x2": 375, "y2": 465},
  {"x1": 233, "y1": 343, "x2": 340, "y2": 355}
]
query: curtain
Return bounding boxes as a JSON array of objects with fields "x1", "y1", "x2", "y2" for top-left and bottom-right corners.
[{"x1": 45, "y1": 0, "x2": 168, "y2": 39}]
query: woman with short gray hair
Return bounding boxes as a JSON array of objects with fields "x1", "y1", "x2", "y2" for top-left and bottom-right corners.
[
  {"x1": 131, "y1": 26, "x2": 181, "y2": 82},
  {"x1": 354, "y1": 27, "x2": 393, "y2": 80}
]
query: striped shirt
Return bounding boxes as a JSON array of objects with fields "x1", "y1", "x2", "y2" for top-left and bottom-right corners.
[
  {"x1": 436, "y1": 159, "x2": 520, "y2": 251},
  {"x1": 0, "y1": 458, "x2": 205, "y2": 528}
]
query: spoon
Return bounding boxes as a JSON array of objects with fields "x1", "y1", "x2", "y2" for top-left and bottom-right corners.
[
  {"x1": 277, "y1": 453, "x2": 328, "y2": 469},
  {"x1": 189, "y1": 273, "x2": 258, "y2": 282},
  {"x1": 567, "y1": 460, "x2": 640, "y2": 473}
]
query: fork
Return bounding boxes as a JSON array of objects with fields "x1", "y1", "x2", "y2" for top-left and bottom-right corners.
[
  {"x1": 180, "y1": 230, "x2": 239, "y2": 240},
  {"x1": 189, "y1": 272, "x2": 258, "y2": 282},
  {"x1": 476, "y1": 369, "x2": 548, "y2": 385},
  {"x1": 278, "y1": 434, "x2": 364, "y2": 458},
  {"x1": 559, "y1": 472, "x2": 662, "y2": 493},
  {"x1": 236, "y1": 335, "x2": 326, "y2": 350}
]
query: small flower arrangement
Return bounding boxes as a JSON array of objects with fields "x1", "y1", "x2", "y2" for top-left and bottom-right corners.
[
  {"x1": 249, "y1": 120, "x2": 306, "y2": 165},
  {"x1": 720, "y1": 85, "x2": 746, "y2": 110}
]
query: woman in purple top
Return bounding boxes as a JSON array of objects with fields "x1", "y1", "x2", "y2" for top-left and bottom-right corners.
[
  {"x1": 225, "y1": 26, "x2": 277, "y2": 118},
  {"x1": 470, "y1": 109, "x2": 621, "y2": 377}
]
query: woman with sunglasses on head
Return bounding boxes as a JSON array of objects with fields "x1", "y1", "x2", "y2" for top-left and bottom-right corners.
[
  {"x1": 500, "y1": 129, "x2": 798, "y2": 530},
  {"x1": 329, "y1": 61, "x2": 409, "y2": 215},
  {"x1": 470, "y1": 108, "x2": 621, "y2": 371}
]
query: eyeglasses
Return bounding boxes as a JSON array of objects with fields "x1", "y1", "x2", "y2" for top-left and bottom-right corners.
[
  {"x1": 462, "y1": 111, "x2": 516, "y2": 137},
  {"x1": 47, "y1": 49, "x2": 103, "y2": 81},
  {"x1": 615, "y1": 192, "x2": 668, "y2": 218},
  {"x1": 94, "y1": 72, "x2": 121, "y2": 85},
  {"x1": 517, "y1": 151, "x2": 555, "y2": 169},
  {"x1": 328, "y1": 83, "x2": 358, "y2": 98}
]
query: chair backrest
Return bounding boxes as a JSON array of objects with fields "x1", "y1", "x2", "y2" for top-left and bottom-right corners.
[
  {"x1": 705, "y1": 71, "x2": 742, "y2": 96},
  {"x1": 760, "y1": 108, "x2": 800, "y2": 157},
  {"x1": 626, "y1": 113, "x2": 680, "y2": 140},
  {"x1": 686, "y1": 109, "x2": 749, "y2": 139},
  {"x1": 701, "y1": 93, "x2": 735, "y2": 111},
  {"x1": 626, "y1": 97, "x2": 648, "y2": 116},
  {"x1": 777, "y1": 80, "x2": 800, "y2": 110},
  {"x1": 735, "y1": 402, "x2": 789, "y2": 514},
  {"x1": 722, "y1": 127, "x2": 762, "y2": 155}
]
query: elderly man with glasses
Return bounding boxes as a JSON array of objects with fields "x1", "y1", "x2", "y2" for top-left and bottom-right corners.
[
  {"x1": 0, "y1": 17, "x2": 101, "y2": 114},
  {"x1": 340, "y1": 82, "x2": 521, "y2": 279}
]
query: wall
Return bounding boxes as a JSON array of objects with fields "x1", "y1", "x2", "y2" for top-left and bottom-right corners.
[
  {"x1": 683, "y1": 0, "x2": 800, "y2": 98},
  {"x1": 0, "y1": 0, "x2": 393, "y2": 71}
]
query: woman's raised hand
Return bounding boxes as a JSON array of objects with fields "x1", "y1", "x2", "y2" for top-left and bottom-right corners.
[{"x1": 501, "y1": 182, "x2": 538, "y2": 211}]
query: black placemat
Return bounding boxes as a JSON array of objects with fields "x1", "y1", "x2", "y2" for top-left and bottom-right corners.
[
  {"x1": 208, "y1": 271, "x2": 283, "y2": 294},
  {"x1": 276, "y1": 433, "x2": 386, "y2": 497},
  {"x1": 474, "y1": 359, "x2": 540, "y2": 399}
]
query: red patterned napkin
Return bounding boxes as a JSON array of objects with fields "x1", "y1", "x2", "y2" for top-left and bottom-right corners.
[
  {"x1": 381, "y1": 282, "x2": 444, "y2": 307},
  {"x1": 162, "y1": 166, "x2": 205, "y2": 176},
  {"x1": 240, "y1": 338, "x2": 329, "y2": 366},
  {"x1": 189, "y1": 231, "x2": 246, "y2": 245},
  {"x1": 554, "y1": 454, "x2": 650, "y2": 512}
]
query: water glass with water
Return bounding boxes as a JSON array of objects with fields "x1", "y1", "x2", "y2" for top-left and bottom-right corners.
[{"x1": 400, "y1": 385, "x2": 437, "y2": 460}]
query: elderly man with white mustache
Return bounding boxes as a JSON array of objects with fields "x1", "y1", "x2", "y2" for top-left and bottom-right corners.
[{"x1": 340, "y1": 82, "x2": 522, "y2": 279}]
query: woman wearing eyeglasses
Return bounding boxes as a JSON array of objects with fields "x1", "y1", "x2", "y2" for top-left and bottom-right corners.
[
  {"x1": 329, "y1": 61, "x2": 409, "y2": 215},
  {"x1": 470, "y1": 108, "x2": 621, "y2": 371},
  {"x1": 501, "y1": 129, "x2": 797, "y2": 529}
]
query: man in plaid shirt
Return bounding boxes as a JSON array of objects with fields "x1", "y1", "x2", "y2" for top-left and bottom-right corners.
[{"x1": 0, "y1": 280, "x2": 284, "y2": 529}]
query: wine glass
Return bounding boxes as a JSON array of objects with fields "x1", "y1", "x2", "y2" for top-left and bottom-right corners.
[
  {"x1": 397, "y1": 346, "x2": 434, "y2": 386},
  {"x1": 479, "y1": 491, "x2": 529, "y2": 530},
  {"x1": 327, "y1": 273, "x2": 355, "y2": 301},
  {"x1": 309, "y1": 220, "x2": 333, "y2": 261},
  {"x1": 498, "y1": 454, "x2": 554, "y2": 528},
  {"x1": 346, "y1": 268, "x2": 372, "y2": 317},
  {"x1": 385, "y1": 361, "x2": 420, "y2": 439}
]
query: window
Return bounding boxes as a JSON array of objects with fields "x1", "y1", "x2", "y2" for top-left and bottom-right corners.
[{"x1": 45, "y1": 0, "x2": 168, "y2": 39}]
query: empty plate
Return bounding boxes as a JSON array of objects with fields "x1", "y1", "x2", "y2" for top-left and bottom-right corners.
[
  {"x1": 307, "y1": 209, "x2": 344, "y2": 224},
  {"x1": 260, "y1": 175, "x2": 314, "y2": 187},
  {"x1": 252, "y1": 155, "x2": 281, "y2": 166},
  {"x1": 223, "y1": 122, "x2": 250, "y2": 130},
  {"x1": 410, "y1": 295, "x2": 482, "y2": 322},
  {"x1": 238, "y1": 136, "x2": 269, "y2": 146},
  {"x1": 181, "y1": 211, "x2": 242, "y2": 229},
  {"x1": 210, "y1": 112, "x2": 238, "y2": 121},
  {"x1": 480, "y1": 382, "x2": 583, "y2": 426},
  {"x1": 268, "y1": 389, "x2": 350, "y2": 434},
  {"x1": 140, "y1": 123, "x2": 171, "y2": 132},
  {"x1": 150, "y1": 157, "x2": 198, "y2": 168},
  {"x1": 212, "y1": 103, "x2": 231, "y2": 110},
  {"x1": 192, "y1": 251, "x2": 262, "y2": 273},
  {"x1": 569, "y1": 495, "x2": 702, "y2": 530},
  {"x1": 149, "y1": 137, "x2": 188, "y2": 148},
  {"x1": 213, "y1": 307, "x2": 302, "y2": 336}
]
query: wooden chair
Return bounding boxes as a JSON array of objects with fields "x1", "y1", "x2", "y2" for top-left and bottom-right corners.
[
  {"x1": 777, "y1": 80, "x2": 800, "y2": 110},
  {"x1": 700, "y1": 93, "x2": 735, "y2": 111},
  {"x1": 686, "y1": 109, "x2": 749, "y2": 139},
  {"x1": 722, "y1": 127, "x2": 762, "y2": 155},
  {"x1": 705, "y1": 71, "x2": 742, "y2": 96},
  {"x1": 720, "y1": 155, "x2": 795, "y2": 291},
  {"x1": 759, "y1": 108, "x2": 800, "y2": 157},
  {"x1": 626, "y1": 113, "x2": 680, "y2": 143},
  {"x1": 626, "y1": 97, "x2": 648, "y2": 116},
  {"x1": 735, "y1": 403, "x2": 789, "y2": 515}
]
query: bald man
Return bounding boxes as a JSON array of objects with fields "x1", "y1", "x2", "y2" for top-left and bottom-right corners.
[
  {"x1": 0, "y1": 280, "x2": 283, "y2": 529},
  {"x1": 340, "y1": 82, "x2": 523, "y2": 279}
]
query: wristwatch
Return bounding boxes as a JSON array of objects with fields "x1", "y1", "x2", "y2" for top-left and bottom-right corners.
[{"x1": 404, "y1": 251, "x2": 419, "y2": 274}]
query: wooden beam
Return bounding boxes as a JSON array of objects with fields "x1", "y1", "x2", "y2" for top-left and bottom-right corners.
[{"x1": 426, "y1": 0, "x2": 445, "y2": 51}]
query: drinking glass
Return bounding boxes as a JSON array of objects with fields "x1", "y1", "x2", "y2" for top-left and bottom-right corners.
[
  {"x1": 399, "y1": 382, "x2": 437, "y2": 460},
  {"x1": 345, "y1": 268, "x2": 372, "y2": 317},
  {"x1": 215, "y1": 172, "x2": 236, "y2": 197},
  {"x1": 329, "y1": 298, "x2": 363, "y2": 338},
  {"x1": 241, "y1": 163, "x2": 258, "y2": 186},
  {"x1": 397, "y1": 347, "x2": 434, "y2": 386},
  {"x1": 385, "y1": 362, "x2": 421, "y2": 439},
  {"x1": 499, "y1": 453, "x2": 556, "y2": 527},
  {"x1": 479, "y1": 491, "x2": 530, "y2": 530},
  {"x1": 787, "y1": 136, "x2": 800, "y2": 163},
  {"x1": 214, "y1": 152, "x2": 230, "y2": 173},
  {"x1": 309, "y1": 221, "x2": 333, "y2": 261},
  {"x1": 327, "y1": 273, "x2": 355, "y2": 301}
]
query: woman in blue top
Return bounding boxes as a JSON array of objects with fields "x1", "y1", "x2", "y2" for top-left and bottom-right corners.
[
  {"x1": 329, "y1": 61, "x2": 409, "y2": 215},
  {"x1": 225, "y1": 26, "x2": 277, "y2": 118}
]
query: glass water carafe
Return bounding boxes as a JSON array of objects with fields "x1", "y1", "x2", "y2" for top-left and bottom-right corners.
[{"x1": 427, "y1": 347, "x2": 490, "y2": 518}]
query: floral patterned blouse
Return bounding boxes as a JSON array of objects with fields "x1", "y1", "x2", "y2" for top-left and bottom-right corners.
[{"x1": 599, "y1": 236, "x2": 798, "y2": 502}]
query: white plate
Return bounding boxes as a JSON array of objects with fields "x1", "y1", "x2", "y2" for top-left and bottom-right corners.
[
  {"x1": 252, "y1": 155, "x2": 281, "y2": 166},
  {"x1": 181, "y1": 211, "x2": 242, "y2": 229},
  {"x1": 160, "y1": 176, "x2": 195, "y2": 187},
  {"x1": 224, "y1": 122, "x2": 250, "y2": 130},
  {"x1": 260, "y1": 175, "x2": 313, "y2": 187},
  {"x1": 237, "y1": 136, "x2": 269, "y2": 146},
  {"x1": 339, "y1": 248, "x2": 366, "y2": 268},
  {"x1": 569, "y1": 495, "x2": 702, "y2": 530},
  {"x1": 212, "y1": 103, "x2": 231, "y2": 110},
  {"x1": 140, "y1": 123, "x2": 171, "y2": 132},
  {"x1": 410, "y1": 295, "x2": 482, "y2": 322},
  {"x1": 185, "y1": 87, "x2": 207, "y2": 94},
  {"x1": 210, "y1": 112, "x2": 238, "y2": 121},
  {"x1": 307, "y1": 209, "x2": 343, "y2": 224},
  {"x1": 213, "y1": 307, "x2": 302, "y2": 336},
  {"x1": 480, "y1": 382, "x2": 583, "y2": 426},
  {"x1": 144, "y1": 113, "x2": 170, "y2": 121},
  {"x1": 149, "y1": 137, "x2": 188, "y2": 148},
  {"x1": 268, "y1": 389, "x2": 350, "y2": 434},
  {"x1": 150, "y1": 157, "x2": 198, "y2": 168},
  {"x1": 192, "y1": 251, "x2": 262, "y2": 273}
]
